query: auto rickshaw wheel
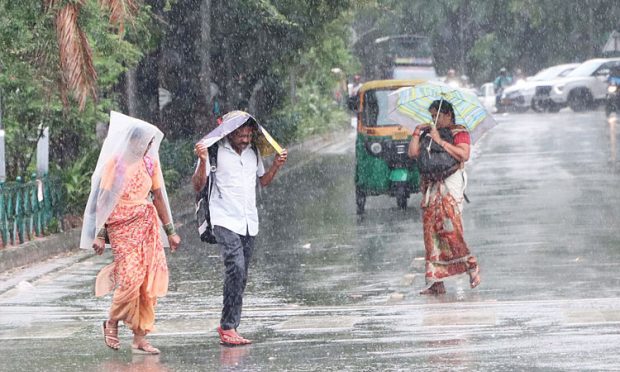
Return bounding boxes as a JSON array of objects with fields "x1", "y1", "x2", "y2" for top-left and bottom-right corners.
[{"x1": 355, "y1": 188, "x2": 366, "y2": 215}]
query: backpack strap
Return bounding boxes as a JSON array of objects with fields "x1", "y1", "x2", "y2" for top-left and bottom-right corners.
[
  {"x1": 202, "y1": 143, "x2": 219, "y2": 201},
  {"x1": 208, "y1": 143, "x2": 218, "y2": 169}
]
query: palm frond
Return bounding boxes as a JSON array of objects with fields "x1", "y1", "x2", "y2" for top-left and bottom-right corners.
[
  {"x1": 56, "y1": 3, "x2": 97, "y2": 110},
  {"x1": 99, "y1": 0, "x2": 141, "y2": 34}
]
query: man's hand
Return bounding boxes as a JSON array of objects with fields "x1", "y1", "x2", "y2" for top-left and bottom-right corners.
[
  {"x1": 260, "y1": 149, "x2": 288, "y2": 188},
  {"x1": 168, "y1": 234, "x2": 181, "y2": 252},
  {"x1": 92, "y1": 237, "x2": 105, "y2": 255},
  {"x1": 273, "y1": 149, "x2": 288, "y2": 168},
  {"x1": 194, "y1": 143, "x2": 208, "y2": 162}
]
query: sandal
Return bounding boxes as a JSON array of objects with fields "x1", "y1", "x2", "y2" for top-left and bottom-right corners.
[
  {"x1": 420, "y1": 282, "x2": 446, "y2": 295},
  {"x1": 102, "y1": 320, "x2": 120, "y2": 351},
  {"x1": 469, "y1": 266, "x2": 481, "y2": 289},
  {"x1": 132, "y1": 339, "x2": 161, "y2": 355},
  {"x1": 217, "y1": 326, "x2": 252, "y2": 346}
]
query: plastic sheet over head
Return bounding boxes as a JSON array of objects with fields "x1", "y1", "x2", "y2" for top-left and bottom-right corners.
[{"x1": 80, "y1": 111, "x2": 171, "y2": 249}]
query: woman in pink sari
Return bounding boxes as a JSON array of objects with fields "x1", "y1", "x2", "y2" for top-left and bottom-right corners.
[
  {"x1": 408, "y1": 100, "x2": 480, "y2": 295},
  {"x1": 81, "y1": 112, "x2": 180, "y2": 354}
]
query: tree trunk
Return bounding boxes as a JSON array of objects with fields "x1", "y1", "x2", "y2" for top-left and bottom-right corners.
[
  {"x1": 248, "y1": 78, "x2": 263, "y2": 114},
  {"x1": 158, "y1": 0, "x2": 207, "y2": 138},
  {"x1": 289, "y1": 68, "x2": 297, "y2": 104},
  {"x1": 134, "y1": 49, "x2": 161, "y2": 124},
  {"x1": 587, "y1": 1, "x2": 595, "y2": 57},
  {"x1": 125, "y1": 67, "x2": 137, "y2": 116},
  {"x1": 198, "y1": 0, "x2": 212, "y2": 125}
]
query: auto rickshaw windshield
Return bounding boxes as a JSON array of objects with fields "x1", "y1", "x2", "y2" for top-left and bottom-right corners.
[{"x1": 363, "y1": 89, "x2": 398, "y2": 127}]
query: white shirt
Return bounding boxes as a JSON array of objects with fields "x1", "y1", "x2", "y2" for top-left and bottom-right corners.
[{"x1": 200, "y1": 138, "x2": 265, "y2": 236}]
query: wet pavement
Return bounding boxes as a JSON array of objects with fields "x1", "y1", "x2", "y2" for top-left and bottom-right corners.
[{"x1": 1, "y1": 110, "x2": 620, "y2": 371}]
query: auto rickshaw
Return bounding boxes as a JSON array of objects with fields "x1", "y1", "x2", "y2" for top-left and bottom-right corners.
[{"x1": 350, "y1": 80, "x2": 422, "y2": 214}]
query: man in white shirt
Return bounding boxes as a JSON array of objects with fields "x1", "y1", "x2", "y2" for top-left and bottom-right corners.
[{"x1": 192, "y1": 118, "x2": 287, "y2": 346}]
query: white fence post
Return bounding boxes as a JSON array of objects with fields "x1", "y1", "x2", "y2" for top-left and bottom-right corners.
[{"x1": 36, "y1": 127, "x2": 49, "y2": 177}]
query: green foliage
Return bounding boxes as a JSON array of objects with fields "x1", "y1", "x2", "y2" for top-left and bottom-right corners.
[
  {"x1": 209, "y1": 0, "x2": 354, "y2": 112},
  {"x1": 0, "y1": 0, "x2": 151, "y2": 180},
  {"x1": 269, "y1": 85, "x2": 349, "y2": 144},
  {"x1": 353, "y1": 0, "x2": 620, "y2": 83},
  {"x1": 266, "y1": 16, "x2": 356, "y2": 143},
  {"x1": 54, "y1": 147, "x2": 99, "y2": 215},
  {"x1": 159, "y1": 138, "x2": 195, "y2": 192}
]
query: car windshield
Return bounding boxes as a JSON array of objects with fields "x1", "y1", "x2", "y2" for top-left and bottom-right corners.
[
  {"x1": 363, "y1": 89, "x2": 399, "y2": 127},
  {"x1": 566, "y1": 60, "x2": 606, "y2": 77},
  {"x1": 531, "y1": 65, "x2": 575, "y2": 81}
]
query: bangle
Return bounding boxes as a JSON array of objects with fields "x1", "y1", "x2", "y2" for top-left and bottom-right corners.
[{"x1": 163, "y1": 223, "x2": 176, "y2": 236}]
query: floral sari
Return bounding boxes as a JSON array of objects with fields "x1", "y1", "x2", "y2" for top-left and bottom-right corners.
[
  {"x1": 421, "y1": 168, "x2": 479, "y2": 288},
  {"x1": 95, "y1": 156, "x2": 168, "y2": 335}
]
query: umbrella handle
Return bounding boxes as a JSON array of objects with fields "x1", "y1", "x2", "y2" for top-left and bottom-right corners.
[
  {"x1": 432, "y1": 98, "x2": 443, "y2": 128},
  {"x1": 427, "y1": 98, "x2": 443, "y2": 151}
]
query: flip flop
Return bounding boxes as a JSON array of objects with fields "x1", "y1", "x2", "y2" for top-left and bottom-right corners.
[{"x1": 217, "y1": 326, "x2": 252, "y2": 346}]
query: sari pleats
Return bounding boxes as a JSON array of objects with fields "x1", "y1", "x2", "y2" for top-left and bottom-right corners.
[
  {"x1": 422, "y1": 182, "x2": 478, "y2": 286},
  {"x1": 95, "y1": 203, "x2": 168, "y2": 335}
]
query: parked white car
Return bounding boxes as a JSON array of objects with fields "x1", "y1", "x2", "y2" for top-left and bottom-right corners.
[
  {"x1": 500, "y1": 63, "x2": 579, "y2": 112},
  {"x1": 548, "y1": 58, "x2": 620, "y2": 112}
]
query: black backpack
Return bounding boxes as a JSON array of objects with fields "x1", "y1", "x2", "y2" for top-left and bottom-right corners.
[
  {"x1": 195, "y1": 142, "x2": 260, "y2": 244},
  {"x1": 417, "y1": 127, "x2": 460, "y2": 182},
  {"x1": 195, "y1": 144, "x2": 219, "y2": 244}
]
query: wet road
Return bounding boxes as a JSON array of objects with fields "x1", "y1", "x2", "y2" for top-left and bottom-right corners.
[{"x1": 1, "y1": 110, "x2": 620, "y2": 371}]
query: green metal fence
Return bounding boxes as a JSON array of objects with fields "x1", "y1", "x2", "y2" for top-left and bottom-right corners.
[{"x1": 0, "y1": 174, "x2": 64, "y2": 247}]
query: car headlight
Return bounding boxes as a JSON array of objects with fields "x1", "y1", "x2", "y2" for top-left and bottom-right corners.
[
  {"x1": 369, "y1": 142, "x2": 382, "y2": 154},
  {"x1": 553, "y1": 84, "x2": 565, "y2": 94},
  {"x1": 608, "y1": 85, "x2": 618, "y2": 93}
]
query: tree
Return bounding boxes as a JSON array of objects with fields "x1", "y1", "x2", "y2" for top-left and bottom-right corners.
[
  {"x1": 0, "y1": 1, "x2": 148, "y2": 177},
  {"x1": 353, "y1": 0, "x2": 620, "y2": 83}
]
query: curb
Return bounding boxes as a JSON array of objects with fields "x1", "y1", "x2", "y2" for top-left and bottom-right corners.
[{"x1": 0, "y1": 228, "x2": 81, "y2": 273}]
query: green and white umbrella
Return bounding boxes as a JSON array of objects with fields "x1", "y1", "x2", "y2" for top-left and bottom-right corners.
[{"x1": 387, "y1": 81, "x2": 497, "y2": 143}]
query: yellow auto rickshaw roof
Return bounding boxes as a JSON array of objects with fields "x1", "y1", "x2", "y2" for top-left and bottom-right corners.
[{"x1": 358, "y1": 79, "x2": 426, "y2": 94}]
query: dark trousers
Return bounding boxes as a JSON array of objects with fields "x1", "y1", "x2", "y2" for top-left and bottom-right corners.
[{"x1": 213, "y1": 225, "x2": 255, "y2": 330}]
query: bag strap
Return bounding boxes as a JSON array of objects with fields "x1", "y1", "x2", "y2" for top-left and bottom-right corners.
[
  {"x1": 202, "y1": 142, "x2": 260, "y2": 200},
  {"x1": 201, "y1": 143, "x2": 219, "y2": 201}
]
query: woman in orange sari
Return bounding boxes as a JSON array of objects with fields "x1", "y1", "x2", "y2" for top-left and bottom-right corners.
[
  {"x1": 408, "y1": 100, "x2": 480, "y2": 295},
  {"x1": 80, "y1": 112, "x2": 180, "y2": 354}
]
